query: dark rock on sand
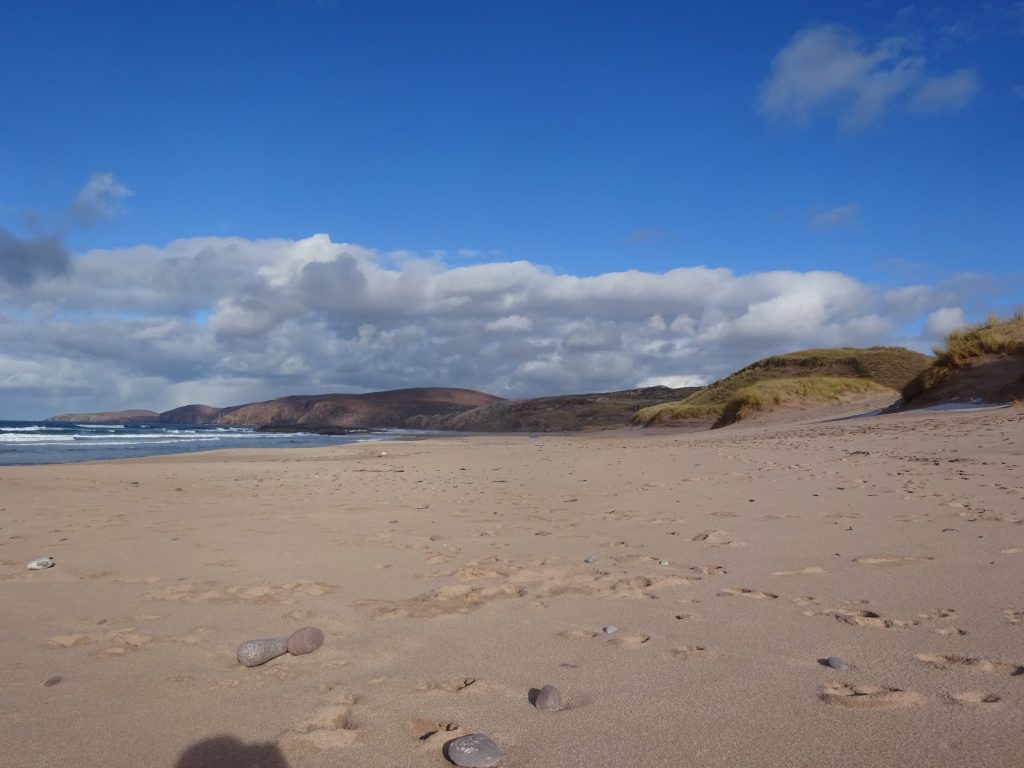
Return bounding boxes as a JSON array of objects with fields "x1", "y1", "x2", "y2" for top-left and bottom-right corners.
[
  {"x1": 445, "y1": 733, "x2": 504, "y2": 767},
  {"x1": 287, "y1": 626, "x2": 324, "y2": 656},
  {"x1": 237, "y1": 636, "x2": 289, "y2": 667},
  {"x1": 44, "y1": 676, "x2": 63, "y2": 687}
]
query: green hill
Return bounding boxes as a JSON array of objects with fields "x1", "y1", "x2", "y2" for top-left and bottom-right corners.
[{"x1": 634, "y1": 346, "x2": 930, "y2": 426}]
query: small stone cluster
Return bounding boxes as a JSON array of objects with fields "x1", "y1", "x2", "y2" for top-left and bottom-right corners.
[
  {"x1": 236, "y1": 626, "x2": 325, "y2": 667},
  {"x1": 236, "y1": 624, "x2": 569, "y2": 766}
]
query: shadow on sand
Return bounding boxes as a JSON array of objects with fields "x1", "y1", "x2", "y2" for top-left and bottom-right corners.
[{"x1": 174, "y1": 735, "x2": 288, "y2": 768}]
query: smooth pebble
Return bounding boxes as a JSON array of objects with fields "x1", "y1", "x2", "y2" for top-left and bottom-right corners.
[
  {"x1": 602, "y1": 625, "x2": 618, "y2": 634},
  {"x1": 583, "y1": 555, "x2": 597, "y2": 563},
  {"x1": 237, "y1": 636, "x2": 289, "y2": 667},
  {"x1": 446, "y1": 733, "x2": 503, "y2": 767},
  {"x1": 287, "y1": 626, "x2": 324, "y2": 656},
  {"x1": 825, "y1": 656, "x2": 847, "y2": 670},
  {"x1": 26, "y1": 557, "x2": 55, "y2": 570},
  {"x1": 534, "y1": 684, "x2": 562, "y2": 712},
  {"x1": 44, "y1": 676, "x2": 63, "y2": 687}
]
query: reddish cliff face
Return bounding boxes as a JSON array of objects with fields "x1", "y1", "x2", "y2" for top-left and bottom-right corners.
[
  {"x1": 157, "y1": 404, "x2": 224, "y2": 424},
  {"x1": 213, "y1": 388, "x2": 502, "y2": 428},
  {"x1": 44, "y1": 389, "x2": 502, "y2": 429}
]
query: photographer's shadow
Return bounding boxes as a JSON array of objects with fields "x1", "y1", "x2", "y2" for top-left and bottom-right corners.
[{"x1": 175, "y1": 735, "x2": 288, "y2": 768}]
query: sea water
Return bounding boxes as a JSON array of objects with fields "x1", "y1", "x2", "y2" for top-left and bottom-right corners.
[{"x1": 0, "y1": 421, "x2": 430, "y2": 466}]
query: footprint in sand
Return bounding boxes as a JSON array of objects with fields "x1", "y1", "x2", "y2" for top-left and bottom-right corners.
[
  {"x1": 560, "y1": 628, "x2": 650, "y2": 648},
  {"x1": 719, "y1": 588, "x2": 778, "y2": 600},
  {"x1": 173, "y1": 627, "x2": 214, "y2": 646},
  {"x1": 1003, "y1": 609, "x2": 1024, "y2": 625},
  {"x1": 45, "y1": 634, "x2": 91, "y2": 648},
  {"x1": 358, "y1": 584, "x2": 524, "y2": 619},
  {"x1": 672, "y1": 645, "x2": 714, "y2": 660},
  {"x1": 415, "y1": 677, "x2": 478, "y2": 693},
  {"x1": 403, "y1": 719, "x2": 463, "y2": 748},
  {"x1": 819, "y1": 682, "x2": 925, "y2": 709},
  {"x1": 771, "y1": 566, "x2": 826, "y2": 577},
  {"x1": 949, "y1": 691, "x2": 1002, "y2": 707},
  {"x1": 689, "y1": 530, "x2": 745, "y2": 548},
  {"x1": 560, "y1": 629, "x2": 600, "y2": 641},
  {"x1": 690, "y1": 565, "x2": 726, "y2": 576},
  {"x1": 607, "y1": 633, "x2": 651, "y2": 648},
  {"x1": 284, "y1": 692, "x2": 360, "y2": 751},
  {"x1": 98, "y1": 630, "x2": 153, "y2": 656},
  {"x1": 915, "y1": 653, "x2": 1023, "y2": 675},
  {"x1": 854, "y1": 555, "x2": 933, "y2": 566},
  {"x1": 823, "y1": 608, "x2": 909, "y2": 629}
]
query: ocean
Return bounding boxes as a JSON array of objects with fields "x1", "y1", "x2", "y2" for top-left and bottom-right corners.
[{"x1": 0, "y1": 421, "x2": 431, "y2": 466}]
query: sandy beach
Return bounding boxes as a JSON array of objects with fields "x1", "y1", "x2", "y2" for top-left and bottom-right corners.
[{"x1": 1, "y1": 406, "x2": 1022, "y2": 768}]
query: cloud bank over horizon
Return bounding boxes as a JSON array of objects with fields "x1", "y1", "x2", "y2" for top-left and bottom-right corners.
[{"x1": 0, "y1": 233, "x2": 985, "y2": 419}]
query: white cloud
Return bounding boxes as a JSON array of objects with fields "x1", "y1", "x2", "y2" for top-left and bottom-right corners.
[
  {"x1": 760, "y1": 25, "x2": 977, "y2": 129},
  {"x1": 909, "y1": 69, "x2": 979, "y2": 112},
  {"x1": 70, "y1": 172, "x2": 132, "y2": 225},
  {"x1": 0, "y1": 234, "x2": 994, "y2": 418},
  {"x1": 637, "y1": 375, "x2": 710, "y2": 389},
  {"x1": 924, "y1": 306, "x2": 966, "y2": 339},
  {"x1": 810, "y1": 204, "x2": 861, "y2": 231},
  {"x1": 484, "y1": 314, "x2": 533, "y2": 332}
]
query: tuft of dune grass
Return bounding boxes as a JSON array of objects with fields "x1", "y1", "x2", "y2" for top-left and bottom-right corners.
[{"x1": 901, "y1": 310, "x2": 1024, "y2": 403}]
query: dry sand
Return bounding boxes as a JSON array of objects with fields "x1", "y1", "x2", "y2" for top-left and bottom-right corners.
[{"x1": 1, "y1": 406, "x2": 1022, "y2": 767}]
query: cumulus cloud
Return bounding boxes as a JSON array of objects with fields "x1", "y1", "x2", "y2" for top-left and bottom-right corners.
[
  {"x1": 923, "y1": 306, "x2": 967, "y2": 339},
  {"x1": 810, "y1": 204, "x2": 861, "y2": 231},
  {"x1": 0, "y1": 227, "x2": 71, "y2": 286},
  {"x1": 70, "y1": 172, "x2": 132, "y2": 225},
  {"x1": 637, "y1": 375, "x2": 710, "y2": 388},
  {"x1": 0, "y1": 233, "x2": 990, "y2": 418},
  {"x1": 484, "y1": 314, "x2": 532, "y2": 333},
  {"x1": 760, "y1": 25, "x2": 977, "y2": 129}
]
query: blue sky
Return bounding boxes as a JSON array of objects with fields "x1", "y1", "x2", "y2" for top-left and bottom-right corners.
[{"x1": 0, "y1": 1, "x2": 1022, "y2": 417}]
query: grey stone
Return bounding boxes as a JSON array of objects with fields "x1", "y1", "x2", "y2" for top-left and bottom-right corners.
[
  {"x1": 602, "y1": 625, "x2": 618, "y2": 634},
  {"x1": 824, "y1": 656, "x2": 847, "y2": 670},
  {"x1": 583, "y1": 555, "x2": 597, "y2": 563},
  {"x1": 446, "y1": 733, "x2": 503, "y2": 767},
  {"x1": 534, "y1": 684, "x2": 562, "y2": 712},
  {"x1": 237, "y1": 636, "x2": 289, "y2": 667}
]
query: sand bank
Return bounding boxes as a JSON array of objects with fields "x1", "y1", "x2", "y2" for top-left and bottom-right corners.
[{"x1": 1, "y1": 406, "x2": 1022, "y2": 767}]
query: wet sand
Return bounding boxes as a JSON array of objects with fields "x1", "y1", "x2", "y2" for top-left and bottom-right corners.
[{"x1": 1, "y1": 406, "x2": 1022, "y2": 767}]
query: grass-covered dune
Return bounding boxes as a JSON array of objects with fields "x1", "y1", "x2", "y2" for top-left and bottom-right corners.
[
  {"x1": 634, "y1": 346, "x2": 929, "y2": 427},
  {"x1": 713, "y1": 376, "x2": 892, "y2": 427},
  {"x1": 901, "y1": 312, "x2": 1024, "y2": 407}
]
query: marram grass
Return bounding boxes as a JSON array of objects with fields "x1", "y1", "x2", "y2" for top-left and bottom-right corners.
[
  {"x1": 634, "y1": 346, "x2": 926, "y2": 426},
  {"x1": 902, "y1": 310, "x2": 1024, "y2": 403},
  {"x1": 713, "y1": 376, "x2": 889, "y2": 427}
]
